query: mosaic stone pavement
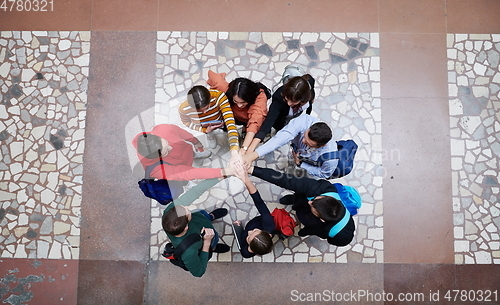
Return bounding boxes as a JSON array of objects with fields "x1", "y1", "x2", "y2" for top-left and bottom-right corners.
[
  {"x1": 149, "y1": 32, "x2": 384, "y2": 263},
  {"x1": 3, "y1": 30, "x2": 498, "y2": 265},
  {"x1": 0, "y1": 31, "x2": 90, "y2": 259},
  {"x1": 447, "y1": 33, "x2": 500, "y2": 264}
]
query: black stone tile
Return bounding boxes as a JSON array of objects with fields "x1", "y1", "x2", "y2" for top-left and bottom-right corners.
[
  {"x1": 58, "y1": 184, "x2": 67, "y2": 195},
  {"x1": 49, "y1": 134, "x2": 64, "y2": 150},
  {"x1": 56, "y1": 129, "x2": 68, "y2": 137},
  {"x1": 458, "y1": 86, "x2": 488, "y2": 115},
  {"x1": 255, "y1": 44, "x2": 273, "y2": 56},
  {"x1": 359, "y1": 42, "x2": 369, "y2": 52},
  {"x1": 286, "y1": 39, "x2": 300, "y2": 49},
  {"x1": 347, "y1": 48, "x2": 362, "y2": 60},
  {"x1": 330, "y1": 54, "x2": 348, "y2": 64},
  {"x1": 305, "y1": 45, "x2": 318, "y2": 60},
  {"x1": 0, "y1": 130, "x2": 10, "y2": 141},
  {"x1": 307, "y1": 61, "x2": 317, "y2": 68},
  {"x1": 347, "y1": 38, "x2": 359, "y2": 48},
  {"x1": 38, "y1": 37, "x2": 50, "y2": 45},
  {"x1": 10, "y1": 84, "x2": 23, "y2": 98},
  {"x1": 26, "y1": 229, "x2": 37, "y2": 239}
]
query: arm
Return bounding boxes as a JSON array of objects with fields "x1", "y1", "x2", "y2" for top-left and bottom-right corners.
[
  {"x1": 240, "y1": 131, "x2": 256, "y2": 154},
  {"x1": 250, "y1": 166, "x2": 334, "y2": 197},
  {"x1": 244, "y1": 90, "x2": 268, "y2": 135},
  {"x1": 234, "y1": 164, "x2": 274, "y2": 232},
  {"x1": 250, "y1": 192, "x2": 274, "y2": 232},
  {"x1": 254, "y1": 115, "x2": 310, "y2": 158},
  {"x1": 171, "y1": 178, "x2": 221, "y2": 207},
  {"x1": 217, "y1": 92, "x2": 239, "y2": 150},
  {"x1": 181, "y1": 228, "x2": 214, "y2": 278},
  {"x1": 150, "y1": 164, "x2": 223, "y2": 181},
  {"x1": 253, "y1": 92, "x2": 284, "y2": 141}
]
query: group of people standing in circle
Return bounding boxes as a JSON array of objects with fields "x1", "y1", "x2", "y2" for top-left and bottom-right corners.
[{"x1": 133, "y1": 67, "x2": 357, "y2": 277}]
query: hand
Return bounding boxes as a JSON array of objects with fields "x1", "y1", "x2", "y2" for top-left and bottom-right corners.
[
  {"x1": 229, "y1": 149, "x2": 243, "y2": 168},
  {"x1": 242, "y1": 152, "x2": 258, "y2": 170},
  {"x1": 234, "y1": 163, "x2": 249, "y2": 182},
  {"x1": 205, "y1": 122, "x2": 224, "y2": 133},
  {"x1": 201, "y1": 228, "x2": 215, "y2": 241}
]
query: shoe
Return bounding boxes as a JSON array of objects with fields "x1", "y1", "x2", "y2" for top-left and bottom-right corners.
[
  {"x1": 206, "y1": 133, "x2": 217, "y2": 149},
  {"x1": 279, "y1": 194, "x2": 294, "y2": 205},
  {"x1": 209, "y1": 208, "x2": 228, "y2": 220},
  {"x1": 213, "y1": 244, "x2": 230, "y2": 253},
  {"x1": 193, "y1": 150, "x2": 211, "y2": 159}
]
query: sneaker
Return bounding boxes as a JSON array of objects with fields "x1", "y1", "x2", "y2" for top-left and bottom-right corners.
[
  {"x1": 209, "y1": 208, "x2": 228, "y2": 220},
  {"x1": 279, "y1": 194, "x2": 294, "y2": 205},
  {"x1": 206, "y1": 133, "x2": 217, "y2": 149},
  {"x1": 213, "y1": 243, "x2": 230, "y2": 253},
  {"x1": 193, "y1": 150, "x2": 211, "y2": 159}
]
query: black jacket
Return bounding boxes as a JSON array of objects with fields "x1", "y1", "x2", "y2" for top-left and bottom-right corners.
[
  {"x1": 255, "y1": 76, "x2": 315, "y2": 140},
  {"x1": 252, "y1": 166, "x2": 355, "y2": 246}
]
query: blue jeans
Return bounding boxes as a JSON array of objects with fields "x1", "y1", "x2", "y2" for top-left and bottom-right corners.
[{"x1": 198, "y1": 210, "x2": 219, "y2": 249}]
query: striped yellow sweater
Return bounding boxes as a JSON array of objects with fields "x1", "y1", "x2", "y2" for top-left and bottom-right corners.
[{"x1": 178, "y1": 89, "x2": 239, "y2": 150}]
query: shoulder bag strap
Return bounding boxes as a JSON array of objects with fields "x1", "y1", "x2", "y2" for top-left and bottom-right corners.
[
  {"x1": 173, "y1": 233, "x2": 202, "y2": 258},
  {"x1": 145, "y1": 159, "x2": 172, "y2": 179},
  {"x1": 298, "y1": 151, "x2": 340, "y2": 168},
  {"x1": 328, "y1": 210, "x2": 350, "y2": 238},
  {"x1": 306, "y1": 192, "x2": 350, "y2": 238}
]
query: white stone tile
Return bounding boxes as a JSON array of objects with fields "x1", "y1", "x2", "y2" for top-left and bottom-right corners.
[
  {"x1": 58, "y1": 39, "x2": 71, "y2": 51},
  {"x1": 293, "y1": 253, "x2": 309, "y2": 262},
  {"x1": 330, "y1": 39, "x2": 348, "y2": 56},
  {"x1": 455, "y1": 240, "x2": 469, "y2": 252},
  {"x1": 474, "y1": 251, "x2": 492, "y2": 264}
]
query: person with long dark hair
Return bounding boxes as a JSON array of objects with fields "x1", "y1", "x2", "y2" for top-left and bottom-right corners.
[
  {"x1": 207, "y1": 71, "x2": 270, "y2": 154},
  {"x1": 246, "y1": 74, "x2": 316, "y2": 153}
]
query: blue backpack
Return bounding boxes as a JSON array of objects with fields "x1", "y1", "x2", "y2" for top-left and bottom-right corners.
[
  {"x1": 320, "y1": 183, "x2": 362, "y2": 238},
  {"x1": 137, "y1": 160, "x2": 184, "y2": 205},
  {"x1": 300, "y1": 140, "x2": 358, "y2": 179}
]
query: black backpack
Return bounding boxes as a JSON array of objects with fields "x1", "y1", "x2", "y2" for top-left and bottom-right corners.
[
  {"x1": 299, "y1": 139, "x2": 358, "y2": 179},
  {"x1": 162, "y1": 233, "x2": 203, "y2": 271}
]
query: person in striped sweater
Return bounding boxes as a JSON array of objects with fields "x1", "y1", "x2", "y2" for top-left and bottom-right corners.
[{"x1": 179, "y1": 85, "x2": 242, "y2": 165}]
